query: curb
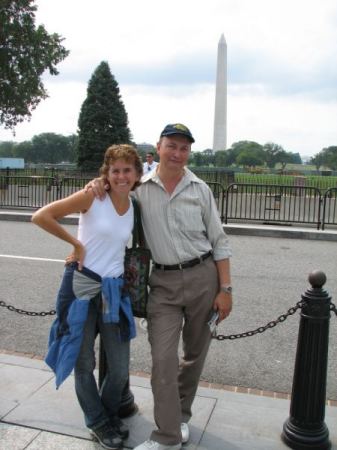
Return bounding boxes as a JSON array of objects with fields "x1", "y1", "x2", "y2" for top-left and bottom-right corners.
[
  {"x1": 0, "y1": 210, "x2": 78, "y2": 225},
  {"x1": 1, "y1": 210, "x2": 337, "y2": 240},
  {"x1": 224, "y1": 224, "x2": 337, "y2": 242}
]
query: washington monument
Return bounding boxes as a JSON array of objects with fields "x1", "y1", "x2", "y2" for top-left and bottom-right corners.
[{"x1": 213, "y1": 34, "x2": 227, "y2": 151}]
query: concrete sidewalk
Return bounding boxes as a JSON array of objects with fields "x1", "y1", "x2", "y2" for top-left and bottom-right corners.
[{"x1": 1, "y1": 352, "x2": 336, "y2": 450}]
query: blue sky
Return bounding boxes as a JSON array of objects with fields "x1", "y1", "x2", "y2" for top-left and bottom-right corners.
[{"x1": 1, "y1": 0, "x2": 336, "y2": 158}]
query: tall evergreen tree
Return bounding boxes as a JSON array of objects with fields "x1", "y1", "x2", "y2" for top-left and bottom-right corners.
[{"x1": 77, "y1": 61, "x2": 131, "y2": 170}]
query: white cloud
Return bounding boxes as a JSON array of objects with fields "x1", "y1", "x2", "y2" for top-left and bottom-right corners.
[
  {"x1": 227, "y1": 89, "x2": 337, "y2": 154},
  {"x1": 1, "y1": 0, "x2": 336, "y2": 157}
]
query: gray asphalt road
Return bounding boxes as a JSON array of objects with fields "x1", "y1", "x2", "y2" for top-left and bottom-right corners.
[{"x1": 0, "y1": 220, "x2": 336, "y2": 399}]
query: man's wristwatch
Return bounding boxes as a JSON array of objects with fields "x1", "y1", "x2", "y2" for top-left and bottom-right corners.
[{"x1": 220, "y1": 285, "x2": 233, "y2": 294}]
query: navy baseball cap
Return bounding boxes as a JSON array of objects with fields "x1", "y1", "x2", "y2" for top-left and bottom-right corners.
[{"x1": 160, "y1": 123, "x2": 195, "y2": 143}]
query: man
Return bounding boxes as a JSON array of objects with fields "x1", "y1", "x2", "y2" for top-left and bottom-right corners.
[
  {"x1": 91, "y1": 123, "x2": 232, "y2": 450},
  {"x1": 143, "y1": 151, "x2": 159, "y2": 173}
]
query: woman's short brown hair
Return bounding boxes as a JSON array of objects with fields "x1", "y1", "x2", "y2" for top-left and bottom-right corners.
[{"x1": 100, "y1": 144, "x2": 143, "y2": 190}]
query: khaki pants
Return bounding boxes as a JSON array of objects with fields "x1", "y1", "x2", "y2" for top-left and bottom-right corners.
[{"x1": 147, "y1": 257, "x2": 218, "y2": 445}]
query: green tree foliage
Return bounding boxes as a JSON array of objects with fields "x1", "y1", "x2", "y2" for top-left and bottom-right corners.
[
  {"x1": 236, "y1": 150, "x2": 264, "y2": 168},
  {"x1": 264, "y1": 143, "x2": 302, "y2": 169},
  {"x1": 77, "y1": 61, "x2": 131, "y2": 170},
  {"x1": 188, "y1": 152, "x2": 199, "y2": 166},
  {"x1": 210, "y1": 140, "x2": 302, "y2": 170},
  {"x1": 214, "y1": 150, "x2": 229, "y2": 167},
  {"x1": 264, "y1": 142, "x2": 286, "y2": 168},
  {"x1": 0, "y1": 0, "x2": 69, "y2": 129},
  {"x1": 29, "y1": 133, "x2": 77, "y2": 163},
  {"x1": 13, "y1": 140, "x2": 32, "y2": 159},
  {"x1": 310, "y1": 153, "x2": 324, "y2": 170},
  {"x1": 310, "y1": 146, "x2": 337, "y2": 170},
  {"x1": 201, "y1": 149, "x2": 215, "y2": 166},
  {"x1": 218, "y1": 141, "x2": 261, "y2": 167},
  {"x1": 189, "y1": 152, "x2": 206, "y2": 167},
  {"x1": 0, "y1": 133, "x2": 77, "y2": 163},
  {"x1": 189, "y1": 150, "x2": 215, "y2": 167},
  {"x1": 291, "y1": 152, "x2": 302, "y2": 164},
  {"x1": 276, "y1": 153, "x2": 291, "y2": 170},
  {"x1": 0, "y1": 140, "x2": 16, "y2": 157},
  {"x1": 225, "y1": 146, "x2": 243, "y2": 166},
  {"x1": 229, "y1": 141, "x2": 265, "y2": 167}
]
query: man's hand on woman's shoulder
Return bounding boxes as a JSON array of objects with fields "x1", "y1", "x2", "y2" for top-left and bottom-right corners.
[{"x1": 84, "y1": 177, "x2": 109, "y2": 199}]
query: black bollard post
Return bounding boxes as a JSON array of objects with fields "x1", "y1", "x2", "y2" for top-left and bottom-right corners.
[
  {"x1": 98, "y1": 336, "x2": 138, "y2": 418},
  {"x1": 281, "y1": 271, "x2": 331, "y2": 450}
]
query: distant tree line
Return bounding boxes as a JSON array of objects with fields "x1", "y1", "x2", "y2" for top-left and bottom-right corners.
[
  {"x1": 3, "y1": 136, "x2": 337, "y2": 173},
  {"x1": 0, "y1": 133, "x2": 78, "y2": 164},
  {"x1": 189, "y1": 141, "x2": 302, "y2": 169},
  {"x1": 0, "y1": 132, "x2": 154, "y2": 166}
]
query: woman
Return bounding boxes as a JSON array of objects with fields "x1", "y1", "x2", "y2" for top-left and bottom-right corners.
[{"x1": 32, "y1": 144, "x2": 143, "y2": 450}]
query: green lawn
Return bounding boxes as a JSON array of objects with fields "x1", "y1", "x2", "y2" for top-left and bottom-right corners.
[{"x1": 234, "y1": 173, "x2": 337, "y2": 191}]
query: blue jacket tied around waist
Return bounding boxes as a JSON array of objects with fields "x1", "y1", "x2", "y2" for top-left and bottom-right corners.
[{"x1": 45, "y1": 263, "x2": 136, "y2": 388}]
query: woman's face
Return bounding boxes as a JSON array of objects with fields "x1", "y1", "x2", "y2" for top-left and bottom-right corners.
[{"x1": 107, "y1": 158, "x2": 139, "y2": 195}]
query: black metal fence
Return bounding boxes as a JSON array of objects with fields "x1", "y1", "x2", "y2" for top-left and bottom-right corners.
[
  {"x1": 0, "y1": 175, "x2": 92, "y2": 208},
  {"x1": 206, "y1": 181, "x2": 226, "y2": 221},
  {"x1": 225, "y1": 183, "x2": 323, "y2": 229},
  {"x1": 191, "y1": 167, "x2": 235, "y2": 187},
  {"x1": 0, "y1": 174, "x2": 232, "y2": 213},
  {"x1": 322, "y1": 187, "x2": 337, "y2": 230},
  {"x1": 1, "y1": 176, "x2": 337, "y2": 230},
  {"x1": 209, "y1": 182, "x2": 337, "y2": 229}
]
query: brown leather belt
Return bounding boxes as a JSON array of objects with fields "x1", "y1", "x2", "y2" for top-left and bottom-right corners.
[{"x1": 154, "y1": 251, "x2": 212, "y2": 271}]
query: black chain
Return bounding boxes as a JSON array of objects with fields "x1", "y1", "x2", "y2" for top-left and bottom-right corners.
[
  {"x1": 1, "y1": 298, "x2": 335, "y2": 323},
  {"x1": 213, "y1": 301, "x2": 303, "y2": 340},
  {"x1": 331, "y1": 302, "x2": 337, "y2": 317},
  {"x1": 0, "y1": 300, "x2": 56, "y2": 317}
]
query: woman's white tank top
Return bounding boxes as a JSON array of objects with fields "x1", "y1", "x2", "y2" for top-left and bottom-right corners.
[{"x1": 78, "y1": 195, "x2": 133, "y2": 278}]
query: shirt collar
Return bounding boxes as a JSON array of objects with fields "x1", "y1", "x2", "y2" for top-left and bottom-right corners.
[{"x1": 141, "y1": 166, "x2": 203, "y2": 185}]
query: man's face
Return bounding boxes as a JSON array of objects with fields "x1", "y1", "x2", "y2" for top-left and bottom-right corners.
[
  {"x1": 146, "y1": 154, "x2": 154, "y2": 164},
  {"x1": 156, "y1": 135, "x2": 191, "y2": 170}
]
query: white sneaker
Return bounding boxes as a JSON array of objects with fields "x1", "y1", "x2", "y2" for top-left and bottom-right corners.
[
  {"x1": 133, "y1": 440, "x2": 181, "y2": 450},
  {"x1": 181, "y1": 423, "x2": 190, "y2": 444}
]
